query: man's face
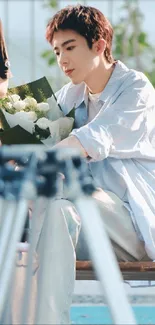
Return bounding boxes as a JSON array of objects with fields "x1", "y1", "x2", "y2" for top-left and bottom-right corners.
[{"x1": 52, "y1": 29, "x2": 99, "y2": 85}]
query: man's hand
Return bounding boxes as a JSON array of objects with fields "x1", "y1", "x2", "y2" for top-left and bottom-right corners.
[{"x1": 52, "y1": 135, "x2": 88, "y2": 158}]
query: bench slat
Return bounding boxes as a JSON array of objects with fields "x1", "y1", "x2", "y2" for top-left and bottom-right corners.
[{"x1": 76, "y1": 261, "x2": 155, "y2": 281}]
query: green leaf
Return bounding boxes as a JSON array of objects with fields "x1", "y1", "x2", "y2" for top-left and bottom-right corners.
[
  {"x1": 43, "y1": 0, "x2": 58, "y2": 8},
  {"x1": 33, "y1": 124, "x2": 50, "y2": 140},
  {"x1": 41, "y1": 50, "x2": 56, "y2": 66},
  {"x1": 48, "y1": 56, "x2": 56, "y2": 66},
  {"x1": 41, "y1": 50, "x2": 51, "y2": 58}
]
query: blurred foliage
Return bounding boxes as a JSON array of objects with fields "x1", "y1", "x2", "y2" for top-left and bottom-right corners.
[
  {"x1": 41, "y1": 49, "x2": 56, "y2": 66},
  {"x1": 41, "y1": 0, "x2": 57, "y2": 66},
  {"x1": 145, "y1": 60, "x2": 155, "y2": 87},
  {"x1": 41, "y1": 0, "x2": 155, "y2": 87},
  {"x1": 43, "y1": 0, "x2": 58, "y2": 8},
  {"x1": 113, "y1": 0, "x2": 155, "y2": 86},
  {"x1": 113, "y1": 1, "x2": 150, "y2": 60}
]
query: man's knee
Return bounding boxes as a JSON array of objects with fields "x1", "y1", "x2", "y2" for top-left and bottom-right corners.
[
  {"x1": 52, "y1": 198, "x2": 81, "y2": 248},
  {"x1": 52, "y1": 198, "x2": 68, "y2": 207}
]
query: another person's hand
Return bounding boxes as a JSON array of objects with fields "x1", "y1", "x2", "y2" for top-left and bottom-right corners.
[{"x1": 0, "y1": 77, "x2": 8, "y2": 98}]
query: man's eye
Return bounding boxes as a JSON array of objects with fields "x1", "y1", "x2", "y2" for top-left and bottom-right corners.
[
  {"x1": 55, "y1": 52, "x2": 60, "y2": 56},
  {"x1": 66, "y1": 46, "x2": 75, "y2": 51}
]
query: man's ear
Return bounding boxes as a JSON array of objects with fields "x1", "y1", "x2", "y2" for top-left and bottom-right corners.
[{"x1": 93, "y1": 39, "x2": 106, "y2": 55}]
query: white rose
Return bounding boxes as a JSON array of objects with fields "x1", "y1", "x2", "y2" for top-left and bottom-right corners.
[
  {"x1": 15, "y1": 111, "x2": 37, "y2": 122},
  {"x1": 37, "y1": 102, "x2": 49, "y2": 112},
  {"x1": 13, "y1": 100, "x2": 26, "y2": 111},
  {"x1": 9, "y1": 94, "x2": 20, "y2": 103},
  {"x1": 26, "y1": 111, "x2": 37, "y2": 122},
  {"x1": 36, "y1": 117, "x2": 50, "y2": 130},
  {"x1": 23, "y1": 97, "x2": 37, "y2": 108}
]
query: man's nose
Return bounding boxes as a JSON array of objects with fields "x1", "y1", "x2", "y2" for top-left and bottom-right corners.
[{"x1": 59, "y1": 51, "x2": 69, "y2": 66}]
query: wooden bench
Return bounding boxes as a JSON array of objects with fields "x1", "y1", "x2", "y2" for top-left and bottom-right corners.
[{"x1": 76, "y1": 261, "x2": 155, "y2": 281}]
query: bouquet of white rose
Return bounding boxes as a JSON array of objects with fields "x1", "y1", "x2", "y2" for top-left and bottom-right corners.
[{"x1": 0, "y1": 77, "x2": 74, "y2": 147}]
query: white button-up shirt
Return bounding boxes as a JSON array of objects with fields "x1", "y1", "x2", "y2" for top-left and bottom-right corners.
[{"x1": 55, "y1": 60, "x2": 155, "y2": 260}]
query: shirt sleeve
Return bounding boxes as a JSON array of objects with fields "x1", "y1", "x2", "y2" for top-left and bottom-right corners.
[{"x1": 71, "y1": 77, "x2": 155, "y2": 161}]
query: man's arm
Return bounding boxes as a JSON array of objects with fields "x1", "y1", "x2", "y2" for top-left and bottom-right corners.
[{"x1": 52, "y1": 135, "x2": 88, "y2": 158}]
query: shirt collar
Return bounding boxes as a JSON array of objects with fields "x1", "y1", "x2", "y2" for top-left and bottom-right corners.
[
  {"x1": 98, "y1": 60, "x2": 129, "y2": 103},
  {"x1": 74, "y1": 83, "x2": 88, "y2": 108},
  {"x1": 63, "y1": 60, "x2": 129, "y2": 112}
]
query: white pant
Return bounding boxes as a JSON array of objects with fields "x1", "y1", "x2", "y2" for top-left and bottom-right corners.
[{"x1": 12, "y1": 189, "x2": 149, "y2": 324}]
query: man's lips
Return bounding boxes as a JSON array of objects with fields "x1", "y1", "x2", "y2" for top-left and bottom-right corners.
[{"x1": 65, "y1": 69, "x2": 74, "y2": 76}]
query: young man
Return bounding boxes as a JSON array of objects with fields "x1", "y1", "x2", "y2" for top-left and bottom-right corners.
[
  {"x1": 13, "y1": 5, "x2": 155, "y2": 325},
  {"x1": 40, "y1": 4, "x2": 155, "y2": 323},
  {"x1": 46, "y1": 4, "x2": 155, "y2": 257}
]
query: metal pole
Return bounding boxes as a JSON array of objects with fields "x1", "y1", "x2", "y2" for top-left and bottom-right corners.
[
  {"x1": 75, "y1": 196, "x2": 136, "y2": 325},
  {"x1": 30, "y1": 0, "x2": 36, "y2": 80},
  {"x1": 108, "y1": 0, "x2": 114, "y2": 24},
  {"x1": 20, "y1": 197, "x2": 44, "y2": 324},
  {"x1": 54, "y1": 149, "x2": 137, "y2": 325},
  {"x1": 0, "y1": 199, "x2": 29, "y2": 318}
]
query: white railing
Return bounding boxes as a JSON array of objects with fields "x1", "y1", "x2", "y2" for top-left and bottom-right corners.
[{"x1": 0, "y1": 145, "x2": 137, "y2": 324}]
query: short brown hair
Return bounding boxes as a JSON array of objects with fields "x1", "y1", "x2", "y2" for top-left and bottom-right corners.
[{"x1": 46, "y1": 5, "x2": 114, "y2": 64}]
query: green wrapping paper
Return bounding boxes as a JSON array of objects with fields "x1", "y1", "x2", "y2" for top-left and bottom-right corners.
[{"x1": 0, "y1": 77, "x2": 55, "y2": 144}]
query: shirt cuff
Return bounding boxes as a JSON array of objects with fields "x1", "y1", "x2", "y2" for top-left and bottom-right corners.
[{"x1": 70, "y1": 123, "x2": 112, "y2": 161}]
